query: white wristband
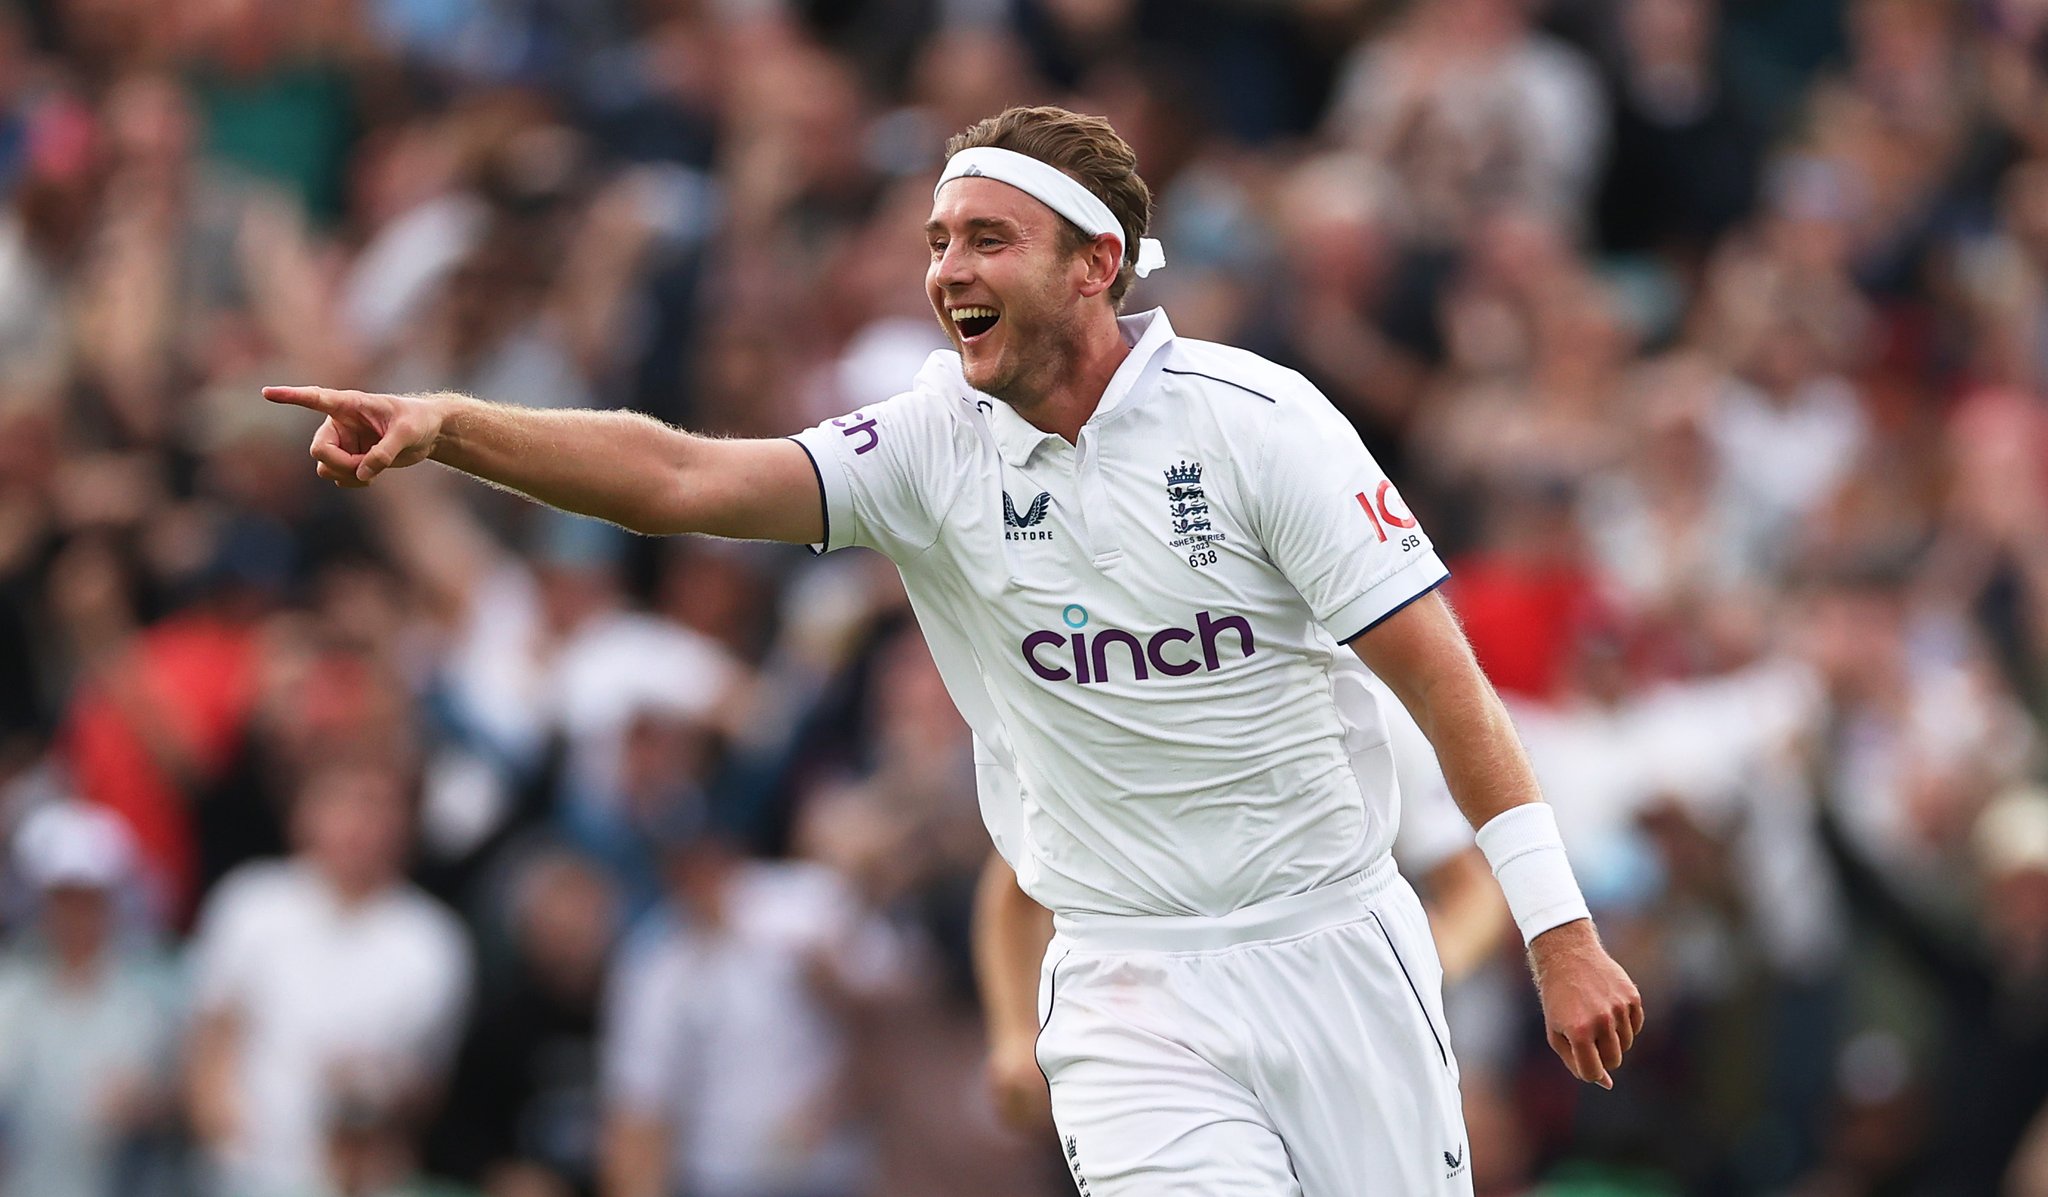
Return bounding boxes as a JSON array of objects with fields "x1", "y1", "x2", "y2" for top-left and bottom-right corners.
[{"x1": 1475, "y1": 803, "x2": 1590, "y2": 945}]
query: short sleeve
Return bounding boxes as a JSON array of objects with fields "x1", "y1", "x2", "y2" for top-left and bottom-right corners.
[
  {"x1": 788, "y1": 390, "x2": 965, "y2": 560},
  {"x1": 1251, "y1": 393, "x2": 1449, "y2": 642}
]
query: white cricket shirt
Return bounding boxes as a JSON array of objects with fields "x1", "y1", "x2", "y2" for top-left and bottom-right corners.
[{"x1": 791, "y1": 309, "x2": 1449, "y2": 918}]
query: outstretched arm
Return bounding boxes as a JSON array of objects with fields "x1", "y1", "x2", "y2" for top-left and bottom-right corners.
[
  {"x1": 262, "y1": 386, "x2": 825, "y2": 542},
  {"x1": 1354, "y1": 592, "x2": 1644, "y2": 1089}
]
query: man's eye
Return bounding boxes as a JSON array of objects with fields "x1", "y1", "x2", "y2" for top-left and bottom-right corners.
[
  {"x1": 929, "y1": 240, "x2": 947, "y2": 254},
  {"x1": 977, "y1": 237, "x2": 1002, "y2": 249}
]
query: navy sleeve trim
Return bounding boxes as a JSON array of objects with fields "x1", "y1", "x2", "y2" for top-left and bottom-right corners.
[
  {"x1": 1161, "y1": 367, "x2": 1278, "y2": 403},
  {"x1": 787, "y1": 436, "x2": 830, "y2": 555},
  {"x1": 1337, "y1": 570, "x2": 1450, "y2": 645}
]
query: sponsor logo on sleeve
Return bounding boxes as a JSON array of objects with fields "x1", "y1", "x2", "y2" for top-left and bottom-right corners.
[
  {"x1": 1357, "y1": 479, "x2": 1421, "y2": 551},
  {"x1": 831, "y1": 413, "x2": 880, "y2": 455}
]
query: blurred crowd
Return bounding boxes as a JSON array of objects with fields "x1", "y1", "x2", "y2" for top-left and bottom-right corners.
[{"x1": 0, "y1": 0, "x2": 2045, "y2": 1195}]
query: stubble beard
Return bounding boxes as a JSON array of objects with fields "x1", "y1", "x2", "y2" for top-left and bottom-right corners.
[{"x1": 974, "y1": 303, "x2": 1086, "y2": 415}]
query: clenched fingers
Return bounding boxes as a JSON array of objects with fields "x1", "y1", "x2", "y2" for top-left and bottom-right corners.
[
  {"x1": 355, "y1": 425, "x2": 413, "y2": 482},
  {"x1": 315, "y1": 460, "x2": 368, "y2": 488},
  {"x1": 310, "y1": 431, "x2": 366, "y2": 479},
  {"x1": 1531, "y1": 928, "x2": 1646, "y2": 1090},
  {"x1": 311, "y1": 424, "x2": 369, "y2": 487},
  {"x1": 310, "y1": 437, "x2": 360, "y2": 471},
  {"x1": 1553, "y1": 1028, "x2": 1612, "y2": 1090},
  {"x1": 1597, "y1": 1020, "x2": 1624, "y2": 1071}
]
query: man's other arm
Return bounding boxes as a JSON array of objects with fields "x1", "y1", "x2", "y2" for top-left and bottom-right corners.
[
  {"x1": 973, "y1": 851, "x2": 1056, "y2": 1130},
  {"x1": 262, "y1": 387, "x2": 823, "y2": 542},
  {"x1": 1352, "y1": 592, "x2": 1644, "y2": 1088}
]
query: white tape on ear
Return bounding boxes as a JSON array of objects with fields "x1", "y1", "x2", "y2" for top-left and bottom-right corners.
[
  {"x1": 939, "y1": 146, "x2": 1165, "y2": 277},
  {"x1": 1475, "y1": 803, "x2": 1591, "y2": 945}
]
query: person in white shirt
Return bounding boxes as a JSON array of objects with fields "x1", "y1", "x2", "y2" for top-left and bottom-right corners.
[
  {"x1": 186, "y1": 762, "x2": 472, "y2": 1197},
  {"x1": 265, "y1": 104, "x2": 1641, "y2": 1196},
  {"x1": 600, "y1": 829, "x2": 906, "y2": 1197}
]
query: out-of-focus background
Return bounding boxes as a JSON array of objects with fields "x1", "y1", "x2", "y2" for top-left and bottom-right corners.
[{"x1": 0, "y1": 0, "x2": 2045, "y2": 1195}]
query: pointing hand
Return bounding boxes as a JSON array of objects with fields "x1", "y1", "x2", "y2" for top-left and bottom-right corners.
[{"x1": 262, "y1": 386, "x2": 444, "y2": 487}]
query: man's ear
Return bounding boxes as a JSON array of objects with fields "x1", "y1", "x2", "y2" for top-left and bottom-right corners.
[{"x1": 1075, "y1": 234, "x2": 1124, "y2": 300}]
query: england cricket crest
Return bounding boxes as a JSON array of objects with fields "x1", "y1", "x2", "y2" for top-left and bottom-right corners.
[{"x1": 1165, "y1": 459, "x2": 1225, "y2": 565}]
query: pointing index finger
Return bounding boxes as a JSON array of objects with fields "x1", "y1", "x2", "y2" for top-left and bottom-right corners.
[{"x1": 262, "y1": 385, "x2": 346, "y2": 415}]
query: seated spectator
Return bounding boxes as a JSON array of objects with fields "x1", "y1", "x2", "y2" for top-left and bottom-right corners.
[{"x1": 185, "y1": 760, "x2": 472, "y2": 1197}]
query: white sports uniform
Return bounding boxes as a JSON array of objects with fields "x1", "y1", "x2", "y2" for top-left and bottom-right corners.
[{"x1": 792, "y1": 309, "x2": 1472, "y2": 1195}]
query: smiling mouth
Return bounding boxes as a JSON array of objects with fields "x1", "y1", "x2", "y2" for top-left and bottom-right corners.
[{"x1": 952, "y1": 306, "x2": 1000, "y2": 342}]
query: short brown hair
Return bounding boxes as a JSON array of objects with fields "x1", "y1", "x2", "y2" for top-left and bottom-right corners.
[{"x1": 945, "y1": 106, "x2": 1154, "y2": 307}]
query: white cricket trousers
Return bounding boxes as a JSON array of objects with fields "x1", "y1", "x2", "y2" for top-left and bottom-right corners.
[{"x1": 1035, "y1": 856, "x2": 1473, "y2": 1196}]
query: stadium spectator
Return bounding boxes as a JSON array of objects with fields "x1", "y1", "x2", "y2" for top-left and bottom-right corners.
[
  {"x1": 429, "y1": 845, "x2": 620, "y2": 1197},
  {"x1": 1814, "y1": 782, "x2": 2048, "y2": 1196},
  {"x1": 186, "y1": 760, "x2": 471, "y2": 1197},
  {"x1": 0, "y1": 800, "x2": 179, "y2": 1197},
  {"x1": 599, "y1": 819, "x2": 905, "y2": 1197}
]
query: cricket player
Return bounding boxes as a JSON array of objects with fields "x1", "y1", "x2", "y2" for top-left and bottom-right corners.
[{"x1": 267, "y1": 105, "x2": 1642, "y2": 1196}]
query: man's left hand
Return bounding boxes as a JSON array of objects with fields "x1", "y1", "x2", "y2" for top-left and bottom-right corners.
[{"x1": 1529, "y1": 919, "x2": 1643, "y2": 1089}]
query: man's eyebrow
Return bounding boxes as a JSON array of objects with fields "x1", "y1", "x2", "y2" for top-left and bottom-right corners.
[{"x1": 924, "y1": 217, "x2": 1022, "y2": 236}]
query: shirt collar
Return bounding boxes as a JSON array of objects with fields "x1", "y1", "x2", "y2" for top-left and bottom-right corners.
[{"x1": 963, "y1": 308, "x2": 1177, "y2": 468}]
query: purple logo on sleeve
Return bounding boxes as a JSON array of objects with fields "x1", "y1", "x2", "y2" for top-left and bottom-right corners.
[
  {"x1": 1021, "y1": 605, "x2": 1255, "y2": 684},
  {"x1": 832, "y1": 413, "x2": 880, "y2": 455}
]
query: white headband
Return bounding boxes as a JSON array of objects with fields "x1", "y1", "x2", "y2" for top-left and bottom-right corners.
[{"x1": 937, "y1": 146, "x2": 1165, "y2": 278}]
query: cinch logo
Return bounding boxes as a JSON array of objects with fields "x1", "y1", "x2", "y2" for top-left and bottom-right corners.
[
  {"x1": 1021, "y1": 604, "x2": 1255, "y2": 684},
  {"x1": 831, "y1": 412, "x2": 879, "y2": 455}
]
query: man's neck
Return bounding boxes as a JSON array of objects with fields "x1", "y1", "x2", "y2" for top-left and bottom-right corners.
[
  {"x1": 1010, "y1": 313, "x2": 1132, "y2": 443},
  {"x1": 54, "y1": 948, "x2": 104, "y2": 991},
  {"x1": 321, "y1": 870, "x2": 392, "y2": 909}
]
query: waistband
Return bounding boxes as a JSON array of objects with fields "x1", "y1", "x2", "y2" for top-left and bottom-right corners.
[{"x1": 1051, "y1": 854, "x2": 1399, "y2": 952}]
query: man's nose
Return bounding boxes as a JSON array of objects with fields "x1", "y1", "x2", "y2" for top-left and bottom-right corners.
[{"x1": 934, "y1": 241, "x2": 975, "y2": 286}]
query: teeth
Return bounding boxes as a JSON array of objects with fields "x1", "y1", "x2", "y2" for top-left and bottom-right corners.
[{"x1": 952, "y1": 306, "x2": 998, "y2": 322}]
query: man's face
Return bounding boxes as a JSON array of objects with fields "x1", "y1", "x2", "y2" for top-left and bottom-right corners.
[
  {"x1": 42, "y1": 885, "x2": 111, "y2": 962},
  {"x1": 294, "y1": 767, "x2": 410, "y2": 897},
  {"x1": 925, "y1": 177, "x2": 1094, "y2": 403}
]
